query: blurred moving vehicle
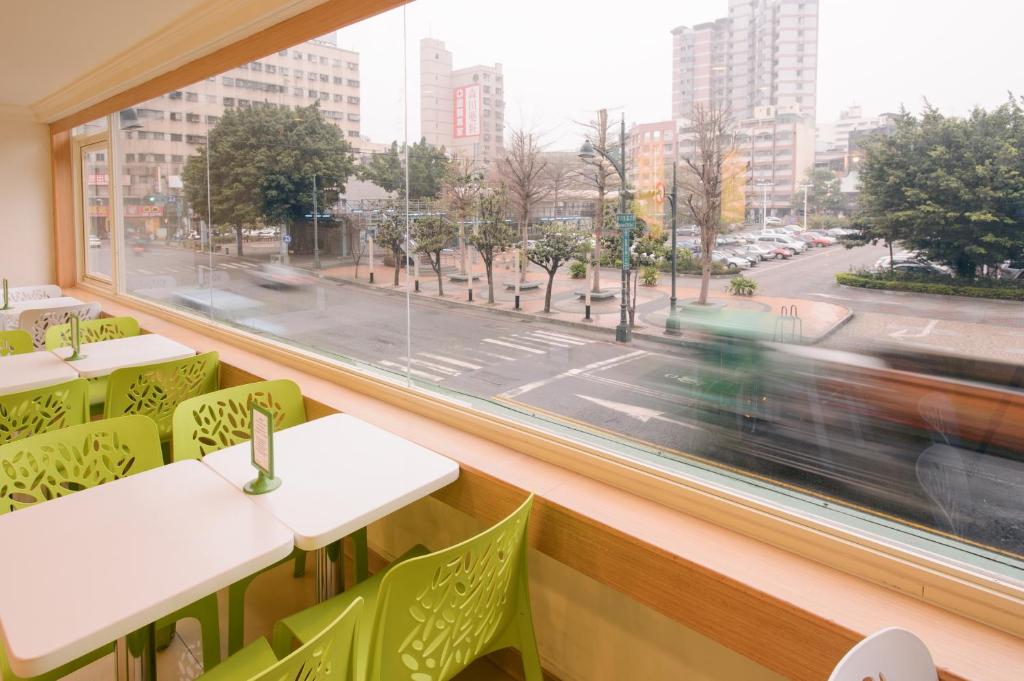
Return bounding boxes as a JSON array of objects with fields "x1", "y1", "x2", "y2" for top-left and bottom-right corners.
[
  {"x1": 253, "y1": 263, "x2": 316, "y2": 289},
  {"x1": 131, "y1": 239, "x2": 147, "y2": 255}
]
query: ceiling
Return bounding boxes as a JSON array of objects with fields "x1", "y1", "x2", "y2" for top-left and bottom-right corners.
[{"x1": 0, "y1": 0, "x2": 211, "y2": 108}]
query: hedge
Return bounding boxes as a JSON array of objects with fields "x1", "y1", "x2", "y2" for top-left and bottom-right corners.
[{"x1": 835, "y1": 272, "x2": 1024, "y2": 301}]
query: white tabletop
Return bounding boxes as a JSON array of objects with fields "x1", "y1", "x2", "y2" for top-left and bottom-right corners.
[
  {"x1": 0, "y1": 297, "x2": 84, "y2": 329},
  {"x1": 52, "y1": 334, "x2": 197, "y2": 379},
  {"x1": 0, "y1": 351, "x2": 80, "y2": 395},
  {"x1": 0, "y1": 460, "x2": 294, "y2": 678},
  {"x1": 202, "y1": 413, "x2": 460, "y2": 551}
]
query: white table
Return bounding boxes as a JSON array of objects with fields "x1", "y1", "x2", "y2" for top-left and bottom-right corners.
[
  {"x1": 0, "y1": 296, "x2": 85, "y2": 330},
  {"x1": 202, "y1": 413, "x2": 460, "y2": 599},
  {"x1": 0, "y1": 351, "x2": 80, "y2": 395},
  {"x1": 52, "y1": 334, "x2": 197, "y2": 379},
  {"x1": 0, "y1": 460, "x2": 294, "y2": 680}
]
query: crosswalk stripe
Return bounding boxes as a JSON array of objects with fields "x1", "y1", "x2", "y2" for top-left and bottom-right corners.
[
  {"x1": 136, "y1": 268, "x2": 155, "y2": 275},
  {"x1": 514, "y1": 334, "x2": 572, "y2": 348},
  {"x1": 409, "y1": 358, "x2": 461, "y2": 376},
  {"x1": 377, "y1": 360, "x2": 444, "y2": 382},
  {"x1": 531, "y1": 330, "x2": 589, "y2": 344},
  {"x1": 483, "y1": 338, "x2": 546, "y2": 354},
  {"x1": 464, "y1": 348, "x2": 516, "y2": 362},
  {"x1": 417, "y1": 352, "x2": 481, "y2": 370}
]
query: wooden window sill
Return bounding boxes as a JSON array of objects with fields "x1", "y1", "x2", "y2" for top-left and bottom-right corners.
[{"x1": 72, "y1": 287, "x2": 1024, "y2": 681}]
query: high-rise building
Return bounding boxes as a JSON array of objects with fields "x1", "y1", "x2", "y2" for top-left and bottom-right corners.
[
  {"x1": 671, "y1": 0, "x2": 819, "y2": 123},
  {"x1": 419, "y1": 38, "x2": 505, "y2": 169}
]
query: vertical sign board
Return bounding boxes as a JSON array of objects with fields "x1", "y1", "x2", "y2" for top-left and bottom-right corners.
[
  {"x1": 618, "y1": 213, "x2": 636, "y2": 269},
  {"x1": 453, "y1": 84, "x2": 482, "y2": 139},
  {"x1": 244, "y1": 404, "x2": 281, "y2": 494}
]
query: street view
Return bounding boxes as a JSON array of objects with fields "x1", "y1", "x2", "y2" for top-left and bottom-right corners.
[{"x1": 82, "y1": 0, "x2": 1023, "y2": 567}]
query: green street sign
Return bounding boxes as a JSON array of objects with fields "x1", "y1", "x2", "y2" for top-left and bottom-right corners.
[
  {"x1": 618, "y1": 213, "x2": 635, "y2": 268},
  {"x1": 617, "y1": 213, "x2": 636, "y2": 230}
]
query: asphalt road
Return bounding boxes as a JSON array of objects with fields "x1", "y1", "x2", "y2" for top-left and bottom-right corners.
[{"x1": 106, "y1": 241, "x2": 1024, "y2": 559}]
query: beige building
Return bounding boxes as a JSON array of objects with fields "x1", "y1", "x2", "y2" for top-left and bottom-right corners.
[
  {"x1": 117, "y1": 36, "x2": 362, "y2": 235},
  {"x1": 627, "y1": 121, "x2": 677, "y2": 229},
  {"x1": 672, "y1": 0, "x2": 819, "y2": 123},
  {"x1": 419, "y1": 37, "x2": 505, "y2": 170}
]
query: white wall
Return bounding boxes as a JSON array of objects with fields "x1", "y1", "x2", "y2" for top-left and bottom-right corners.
[{"x1": 0, "y1": 105, "x2": 53, "y2": 286}]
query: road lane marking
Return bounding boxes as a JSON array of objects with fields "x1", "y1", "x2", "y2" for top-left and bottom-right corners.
[
  {"x1": 376, "y1": 360, "x2": 444, "y2": 382},
  {"x1": 483, "y1": 338, "x2": 546, "y2": 354},
  {"x1": 576, "y1": 394, "x2": 703, "y2": 430},
  {"x1": 136, "y1": 268, "x2": 155, "y2": 275},
  {"x1": 530, "y1": 330, "x2": 590, "y2": 344},
  {"x1": 408, "y1": 358, "x2": 461, "y2": 376},
  {"x1": 889, "y1": 319, "x2": 938, "y2": 339},
  {"x1": 499, "y1": 350, "x2": 648, "y2": 398},
  {"x1": 514, "y1": 334, "x2": 574, "y2": 348},
  {"x1": 464, "y1": 348, "x2": 517, "y2": 362},
  {"x1": 416, "y1": 352, "x2": 481, "y2": 370}
]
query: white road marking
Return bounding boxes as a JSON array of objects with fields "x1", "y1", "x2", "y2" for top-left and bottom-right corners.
[
  {"x1": 576, "y1": 394, "x2": 702, "y2": 430},
  {"x1": 464, "y1": 348, "x2": 517, "y2": 362},
  {"x1": 811, "y1": 292, "x2": 902, "y2": 305},
  {"x1": 417, "y1": 352, "x2": 482, "y2": 370},
  {"x1": 515, "y1": 334, "x2": 574, "y2": 348},
  {"x1": 408, "y1": 358, "x2": 461, "y2": 376},
  {"x1": 530, "y1": 330, "x2": 590, "y2": 344},
  {"x1": 136, "y1": 268, "x2": 155, "y2": 275},
  {"x1": 890, "y1": 319, "x2": 938, "y2": 339},
  {"x1": 376, "y1": 359, "x2": 444, "y2": 382},
  {"x1": 500, "y1": 351, "x2": 648, "y2": 398},
  {"x1": 483, "y1": 338, "x2": 546, "y2": 354}
]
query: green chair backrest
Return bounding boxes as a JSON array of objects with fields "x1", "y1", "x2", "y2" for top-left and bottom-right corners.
[
  {"x1": 256, "y1": 598, "x2": 362, "y2": 681},
  {"x1": 44, "y1": 316, "x2": 141, "y2": 350},
  {"x1": 172, "y1": 379, "x2": 306, "y2": 461},
  {"x1": 0, "y1": 415, "x2": 161, "y2": 513},
  {"x1": 0, "y1": 379, "x2": 89, "y2": 446},
  {"x1": 0, "y1": 330, "x2": 33, "y2": 356},
  {"x1": 104, "y1": 352, "x2": 219, "y2": 441},
  {"x1": 366, "y1": 495, "x2": 535, "y2": 681}
]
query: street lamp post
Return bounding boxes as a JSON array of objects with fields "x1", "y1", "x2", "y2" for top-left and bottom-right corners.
[
  {"x1": 665, "y1": 162, "x2": 682, "y2": 335},
  {"x1": 799, "y1": 183, "x2": 811, "y2": 231},
  {"x1": 580, "y1": 112, "x2": 632, "y2": 343},
  {"x1": 312, "y1": 173, "x2": 320, "y2": 270},
  {"x1": 755, "y1": 181, "x2": 772, "y2": 231}
]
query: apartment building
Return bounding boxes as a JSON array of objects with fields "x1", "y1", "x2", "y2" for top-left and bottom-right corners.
[
  {"x1": 419, "y1": 37, "x2": 505, "y2": 169},
  {"x1": 815, "y1": 105, "x2": 896, "y2": 172},
  {"x1": 117, "y1": 37, "x2": 362, "y2": 235},
  {"x1": 627, "y1": 121, "x2": 677, "y2": 228},
  {"x1": 671, "y1": 0, "x2": 819, "y2": 123}
]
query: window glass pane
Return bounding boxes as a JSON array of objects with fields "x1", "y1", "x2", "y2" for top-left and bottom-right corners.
[{"x1": 81, "y1": 142, "x2": 112, "y2": 279}]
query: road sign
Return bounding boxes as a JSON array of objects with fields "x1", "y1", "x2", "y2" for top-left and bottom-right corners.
[
  {"x1": 282, "y1": 234, "x2": 292, "y2": 244},
  {"x1": 617, "y1": 213, "x2": 635, "y2": 268}
]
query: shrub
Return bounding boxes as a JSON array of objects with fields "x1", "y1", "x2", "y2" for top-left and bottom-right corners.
[
  {"x1": 728, "y1": 275, "x2": 758, "y2": 296},
  {"x1": 835, "y1": 272, "x2": 1024, "y2": 300},
  {"x1": 640, "y1": 265, "x2": 660, "y2": 286},
  {"x1": 569, "y1": 260, "x2": 587, "y2": 279}
]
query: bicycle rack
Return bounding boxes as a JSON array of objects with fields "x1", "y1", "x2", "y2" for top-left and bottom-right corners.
[{"x1": 774, "y1": 304, "x2": 803, "y2": 343}]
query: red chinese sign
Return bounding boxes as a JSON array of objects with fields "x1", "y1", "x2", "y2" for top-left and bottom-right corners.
[{"x1": 453, "y1": 84, "x2": 481, "y2": 138}]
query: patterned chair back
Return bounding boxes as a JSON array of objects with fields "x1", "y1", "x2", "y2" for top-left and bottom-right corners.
[
  {"x1": 7, "y1": 285, "x2": 62, "y2": 303},
  {"x1": 0, "y1": 379, "x2": 90, "y2": 446},
  {"x1": 44, "y1": 316, "x2": 141, "y2": 350},
  {"x1": 366, "y1": 495, "x2": 535, "y2": 681},
  {"x1": 0, "y1": 330, "x2": 33, "y2": 356},
  {"x1": 0, "y1": 415, "x2": 162, "y2": 513},
  {"x1": 104, "y1": 352, "x2": 220, "y2": 442},
  {"x1": 18, "y1": 303, "x2": 102, "y2": 350},
  {"x1": 252, "y1": 599, "x2": 363, "y2": 681}
]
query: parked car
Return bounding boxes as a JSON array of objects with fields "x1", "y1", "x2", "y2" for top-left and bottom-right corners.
[
  {"x1": 711, "y1": 250, "x2": 751, "y2": 270},
  {"x1": 715, "y1": 234, "x2": 743, "y2": 247},
  {"x1": 757, "y1": 234, "x2": 807, "y2": 253},
  {"x1": 874, "y1": 253, "x2": 928, "y2": 270},
  {"x1": 826, "y1": 227, "x2": 858, "y2": 237},
  {"x1": 770, "y1": 246, "x2": 795, "y2": 259},
  {"x1": 730, "y1": 245, "x2": 763, "y2": 265},
  {"x1": 888, "y1": 262, "x2": 953, "y2": 278},
  {"x1": 765, "y1": 216, "x2": 783, "y2": 226},
  {"x1": 747, "y1": 243, "x2": 779, "y2": 260},
  {"x1": 998, "y1": 260, "x2": 1024, "y2": 281},
  {"x1": 794, "y1": 232, "x2": 835, "y2": 247}
]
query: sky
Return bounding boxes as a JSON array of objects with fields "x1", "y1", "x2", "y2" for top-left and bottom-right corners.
[{"x1": 334, "y1": 0, "x2": 1024, "y2": 149}]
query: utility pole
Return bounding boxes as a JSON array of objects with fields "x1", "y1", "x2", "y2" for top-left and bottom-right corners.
[
  {"x1": 312, "y1": 173, "x2": 320, "y2": 270},
  {"x1": 799, "y1": 183, "x2": 811, "y2": 231}
]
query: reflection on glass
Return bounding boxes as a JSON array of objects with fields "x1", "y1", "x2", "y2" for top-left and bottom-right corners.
[{"x1": 81, "y1": 145, "x2": 111, "y2": 279}]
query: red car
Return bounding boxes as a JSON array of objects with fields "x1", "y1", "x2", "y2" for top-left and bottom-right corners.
[
  {"x1": 770, "y1": 246, "x2": 795, "y2": 259},
  {"x1": 794, "y1": 232, "x2": 834, "y2": 248}
]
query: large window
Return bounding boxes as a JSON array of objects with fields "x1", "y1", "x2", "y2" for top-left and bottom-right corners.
[
  {"x1": 94, "y1": 0, "x2": 1024, "y2": 591},
  {"x1": 73, "y1": 118, "x2": 112, "y2": 281}
]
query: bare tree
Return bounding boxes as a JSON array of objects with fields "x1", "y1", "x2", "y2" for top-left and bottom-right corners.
[
  {"x1": 681, "y1": 102, "x2": 736, "y2": 306},
  {"x1": 576, "y1": 109, "x2": 619, "y2": 293},
  {"x1": 441, "y1": 156, "x2": 484, "y2": 274},
  {"x1": 501, "y1": 128, "x2": 550, "y2": 281},
  {"x1": 542, "y1": 152, "x2": 577, "y2": 217},
  {"x1": 347, "y1": 215, "x2": 368, "y2": 279}
]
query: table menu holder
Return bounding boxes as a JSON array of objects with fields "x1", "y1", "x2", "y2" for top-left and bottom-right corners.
[
  {"x1": 244, "y1": 403, "x2": 281, "y2": 494},
  {"x1": 1, "y1": 279, "x2": 8, "y2": 311},
  {"x1": 66, "y1": 315, "x2": 85, "y2": 361}
]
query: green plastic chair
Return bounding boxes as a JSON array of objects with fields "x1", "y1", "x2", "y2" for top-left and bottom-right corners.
[
  {"x1": 171, "y1": 380, "x2": 367, "y2": 655},
  {"x1": 0, "y1": 416, "x2": 221, "y2": 679},
  {"x1": 43, "y1": 316, "x2": 141, "y2": 350},
  {"x1": 104, "y1": 351, "x2": 219, "y2": 446},
  {"x1": 0, "y1": 378, "x2": 89, "y2": 446},
  {"x1": 196, "y1": 598, "x2": 363, "y2": 681},
  {"x1": 0, "y1": 330, "x2": 33, "y2": 356},
  {"x1": 45, "y1": 317, "x2": 142, "y2": 410},
  {"x1": 272, "y1": 495, "x2": 542, "y2": 681}
]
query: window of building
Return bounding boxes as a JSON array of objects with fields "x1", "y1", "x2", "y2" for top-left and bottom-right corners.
[
  {"x1": 278, "y1": 49, "x2": 288, "y2": 56},
  {"x1": 308, "y1": 53, "x2": 316, "y2": 62},
  {"x1": 170, "y1": 133, "x2": 183, "y2": 141},
  {"x1": 334, "y1": 76, "x2": 343, "y2": 85},
  {"x1": 169, "y1": 112, "x2": 183, "y2": 121},
  {"x1": 186, "y1": 113, "x2": 200, "y2": 123},
  {"x1": 222, "y1": 98, "x2": 234, "y2": 107},
  {"x1": 348, "y1": 79, "x2": 360, "y2": 87},
  {"x1": 266, "y1": 64, "x2": 277, "y2": 74},
  {"x1": 347, "y1": 96, "x2": 360, "y2": 105},
  {"x1": 320, "y1": 74, "x2": 329, "y2": 82},
  {"x1": 222, "y1": 77, "x2": 234, "y2": 86},
  {"x1": 347, "y1": 62, "x2": 358, "y2": 70},
  {"x1": 320, "y1": 56, "x2": 328, "y2": 65}
]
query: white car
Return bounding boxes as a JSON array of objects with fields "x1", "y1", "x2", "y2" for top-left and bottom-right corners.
[
  {"x1": 712, "y1": 250, "x2": 751, "y2": 270},
  {"x1": 756, "y1": 234, "x2": 807, "y2": 253}
]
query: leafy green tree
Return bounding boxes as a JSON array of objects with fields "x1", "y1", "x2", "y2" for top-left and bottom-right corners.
[
  {"x1": 802, "y1": 168, "x2": 845, "y2": 216},
  {"x1": 359, "y1": 141, "x2": 403, "y2": 194},
  {"x1": 408, "y1": 138, "x2": 451, "y2": 200},
  {"x1": 467, "y1": 192, "x2": 517, "y2": 303},
  {"x1": 528, "y1": 224, "x2": 587, "y2": 312},
  {"x1": 373, "y1": 208, "x2": 408, "y2": 286},
  {"x1": 856, "y1": 100, "x2": 1024, "y2": 278},
  {"x1": 183, "y1": 104, "x2": 355, "y2": 257},
  {"x1": 413, "y1": 215, "x2": 458, "y2": 295}
]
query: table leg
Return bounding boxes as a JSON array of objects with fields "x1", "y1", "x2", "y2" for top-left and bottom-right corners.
[
  {"x1": 115, "y1": 622, "x2": 157, "y2": 681},
  {"x1": 315, "y1": 542, "x2": 343, "y2": 602}
]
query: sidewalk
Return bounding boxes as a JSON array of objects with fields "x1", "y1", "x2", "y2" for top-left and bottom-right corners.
[{"x1": 316, "y1": 257, "x2": 852, "y2": 345}]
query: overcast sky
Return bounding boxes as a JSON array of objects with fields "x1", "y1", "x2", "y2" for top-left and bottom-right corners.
[{"x1": 335, "y1": 0, "x2": 1022, "y2": 149}]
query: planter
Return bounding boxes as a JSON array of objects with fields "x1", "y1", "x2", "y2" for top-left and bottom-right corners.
[{"x1": 679, "y1": 300, "x2": 726, "y2": 315}]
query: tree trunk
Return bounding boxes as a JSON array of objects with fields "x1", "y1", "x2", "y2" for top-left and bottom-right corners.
[
  {"x1": 520, "y1": 209, "x2": 530, "y2": 282},
  {"x1": 485, "y1": 260, "x2": 495, "y2": 303},
  {"x1": 393, "y1": 253, "x2": 400, "y2": 287},
  {"x1": 593, "y1": 193, "x2": 604, "y2": 292},
  {"x1": 458, "y1": 222, "x2": 467, "y2": 275},
  {"x1": 697, "y1": 256, "x2": 712, "y2": 305},
  {"x1": 234, "y1": 226, "x2": 244, "y2": 257},
  {"x1": 433, "y1": 257, "x2": 445, "y2": 296},
  {"x1": 888, "y1": 241, "x2": 894, "y2": 274},
  {"x1": 543, "y1": 271, "x2": 555, "y2": 312}
]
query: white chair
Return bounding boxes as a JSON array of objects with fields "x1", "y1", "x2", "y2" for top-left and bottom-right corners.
[
  {"x1": 7, "y1": 284, "x2": 62, "y2": 303},
  {"x1": 829, "y1": 627, "x2": 938, "y2": 681},
  {"x1": 18, "y1": 303, "x2": 101, "y2": 349}
]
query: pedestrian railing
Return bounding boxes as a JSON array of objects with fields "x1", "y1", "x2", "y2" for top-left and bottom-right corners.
[{"x1": 774, "y1": 304, "x2": 803, "y2": 343}]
